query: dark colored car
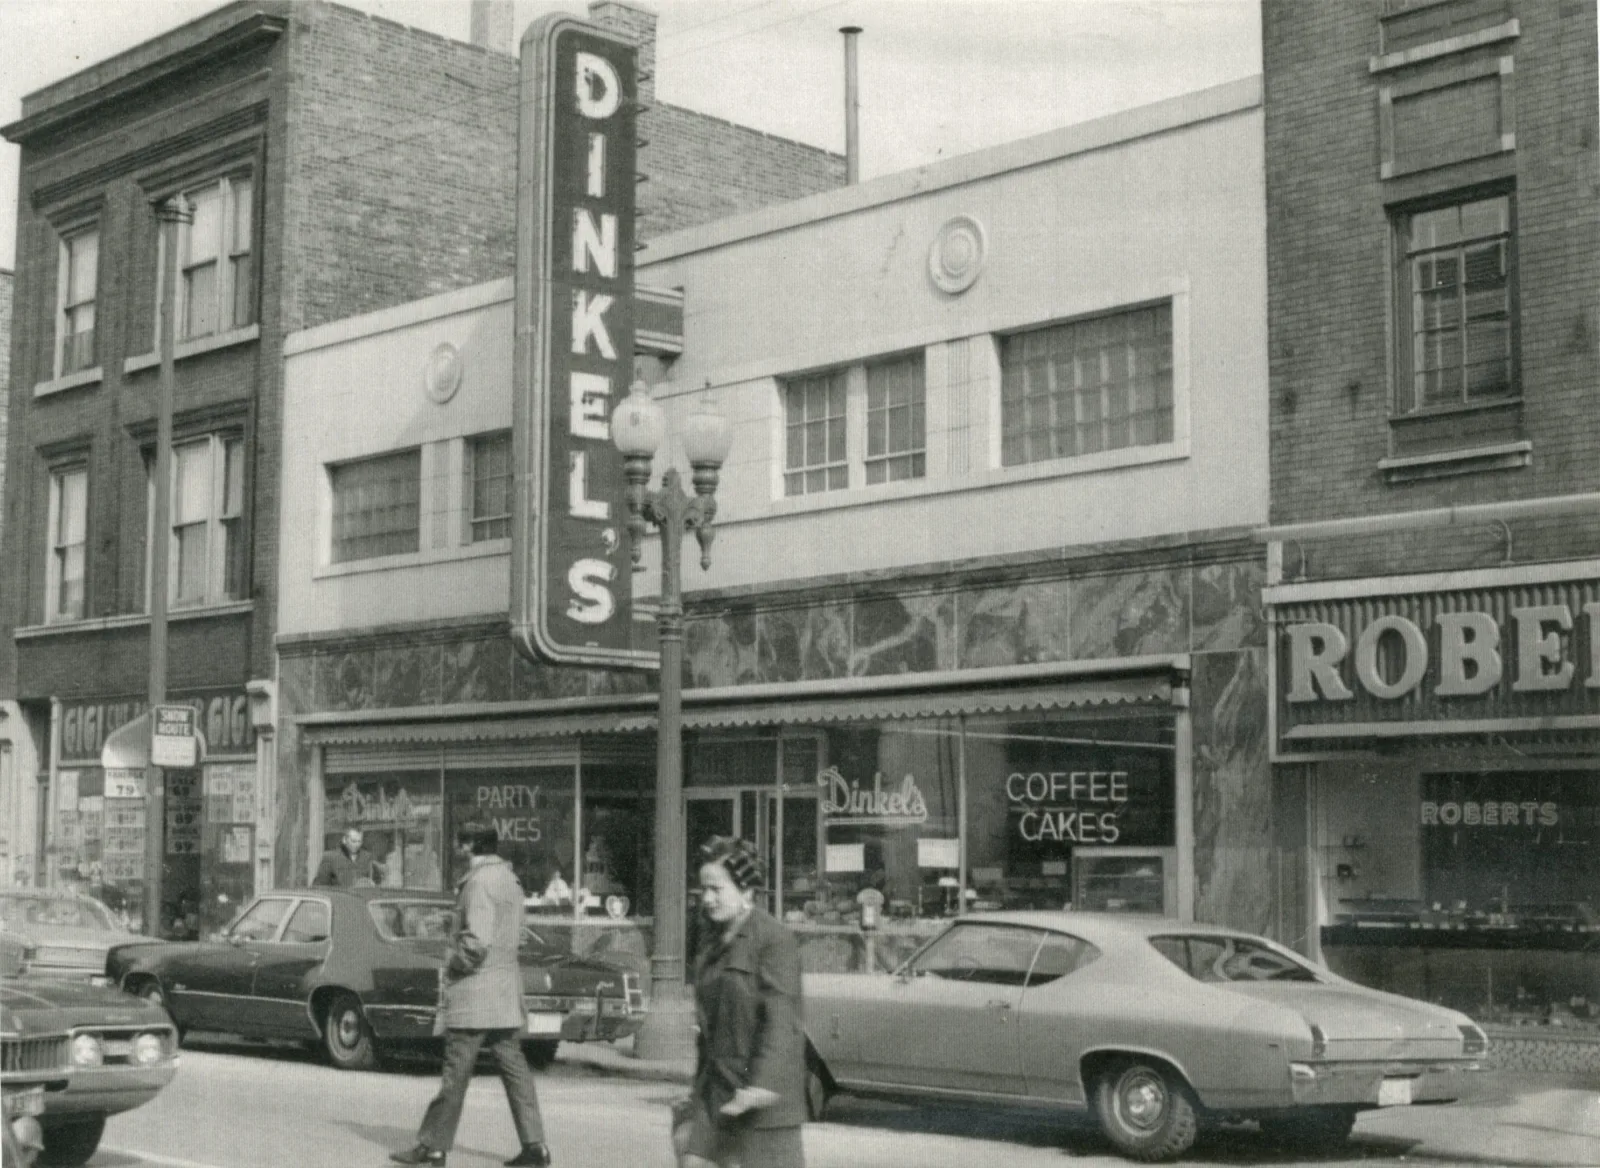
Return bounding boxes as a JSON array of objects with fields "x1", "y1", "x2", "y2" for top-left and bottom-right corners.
[
  {"x1": 1, "y1": 930, "x2": 178, "y2": 1168},
  {"x1": 2, "y1": 930, "x2": 74, "y2": 1168},
  {"x1": 106, "y1": 887, "x2": 644, "y2": 1071}
]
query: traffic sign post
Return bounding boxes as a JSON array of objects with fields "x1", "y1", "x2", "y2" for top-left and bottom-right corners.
[{"x1": 150, "y1": 704, "x2": 198, "y2": 769}]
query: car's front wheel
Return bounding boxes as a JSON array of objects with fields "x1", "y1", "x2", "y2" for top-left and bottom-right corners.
[
  {"x1": 130, "y1": 978, "x2": 184, "y2": 1045},
  {"x1": 1092, "y1": 1059, "x2": 1200, "y2": 1162},
  {"x1": 1258, "y1": 1105, "x2": 1358, "y2": 1149},
  {"x1": 38, "y1": 1114, "x2": 106, "y2": 1167},
  {"x1": 321, "y1": 992, "x2": 378, "y2": 1070},
  {"x1": 522, "y1": 1039, "x2": 559, "y2": 1070}
]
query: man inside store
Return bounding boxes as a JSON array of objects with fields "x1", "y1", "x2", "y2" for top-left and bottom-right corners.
[{"x1": 314, "y1": 826, "x2": 381, "y2": 888}]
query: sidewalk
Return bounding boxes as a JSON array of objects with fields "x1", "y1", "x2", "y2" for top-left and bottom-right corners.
[{"x1": 555, "y1": 1035, "x2": 693, "y2": 1085}]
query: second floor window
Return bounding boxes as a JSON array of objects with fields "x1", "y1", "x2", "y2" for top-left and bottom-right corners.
[
  {"x1": 57, "y1": 228, "x2": 98, "y2": 375},
  {"x1": 166, "y1": 435, "x2": 245, "y2": 607},
  {"x1": 465, "y1": 431, "x2": 512, "y2": 542},
  {"x1": 784, "y1": 371, "x2": 848, "y2": 496},
  {"x1": 1395, "y1": 193, "x2": 1514, "y2": 414},
  {"x1": 865, "y1": 356, "x2": 926, "y2": 484},
  {"x1": 999, "y1": 302, "x2": 1174, "y2": 467},
  {"x1": 47, "y1": 465, "x2": 88, "y2": 621},
  {"x1": 330, "y1": 449, "x2": 421, "y2": 563},
  {"x1": 177, "y1": 173, "x2": 254, "y2": 341}
]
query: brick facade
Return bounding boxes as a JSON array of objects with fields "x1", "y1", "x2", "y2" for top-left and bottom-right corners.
[
  {"x1": 0, "y1": 269, "x2": 11, "y2": 537},
  {"x1": 1263, "y1": 0, "x2": 1600, "y2": 579}
]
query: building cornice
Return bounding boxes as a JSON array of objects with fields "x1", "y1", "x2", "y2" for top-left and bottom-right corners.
[{"x1": 2, "y1": 6, "x2": 288, "y2": 146}]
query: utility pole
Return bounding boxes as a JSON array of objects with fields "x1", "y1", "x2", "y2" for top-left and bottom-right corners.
[{"x1": 142, "y1": 194, "x2": 191, "y2": 938}]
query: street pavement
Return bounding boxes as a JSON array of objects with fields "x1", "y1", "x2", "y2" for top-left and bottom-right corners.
[{"x1": 90, "y1": 1036, "x2": 1600, "y2": 1168}]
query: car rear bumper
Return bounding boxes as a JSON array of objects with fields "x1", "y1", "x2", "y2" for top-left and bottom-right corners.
[
  {"x1": 1287, "y1": 1059, "x2": 1482, "y2": 1108},
  {"x1": 43, "y1": 1065, "x2": 177, "y2": 1117}
]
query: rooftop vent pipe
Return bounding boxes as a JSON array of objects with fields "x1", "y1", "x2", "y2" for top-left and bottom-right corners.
[{"x1": 840, "y1": 26, "x2": 862, "y2": 184}]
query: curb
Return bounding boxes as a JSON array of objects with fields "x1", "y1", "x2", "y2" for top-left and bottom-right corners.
[{"x1": 555, "y1": 1040, "x2": 692, "y2": 1086}]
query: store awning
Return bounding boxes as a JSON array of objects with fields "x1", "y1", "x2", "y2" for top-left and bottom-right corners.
[
  {"x1": 679, "y1": 675, "x2": 1170, "y2": 730},
  {"x1": 100, "y1": 711, "x2": 210, "y2": 769},
  {"x1": 302, "y1": 672, "x2": 1171, "y2": 750}
]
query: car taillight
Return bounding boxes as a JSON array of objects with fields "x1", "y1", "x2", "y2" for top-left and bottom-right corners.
[
  {"x1": 1458, "y1": 1024, "x2": 1488, "y2": 1056},
  {"x1": 1309, "y1": 1024, "x2": 1327, "y2": 1058}
]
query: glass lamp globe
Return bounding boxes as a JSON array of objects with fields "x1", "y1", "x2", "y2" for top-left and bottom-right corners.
[
  {"x1": 610, "y1": 380, "x2": 666, "y2": 458},
  {"x1": 681, "y1": 395, "x2": 733, "y2": 468}
]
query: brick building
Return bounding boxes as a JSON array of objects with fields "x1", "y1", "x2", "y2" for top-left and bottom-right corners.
[
  {"x1": 0, "y1": 0, "x2": 842, "y2": 929},
  {"x1": 1260, "y1": 0, "x2": 1599, "y2": 1063}
]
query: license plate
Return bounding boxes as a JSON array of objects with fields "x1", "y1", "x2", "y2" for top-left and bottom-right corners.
[
  {"x1": 3, "y1": 1086, "x2": 46, "y2": 1119},
  {"x1": 525, "y1": 1012, "x2": 563, "y2": 1035},
  {"x1": 1378, "y1": 1077, "x2": 1413, "y2": 1106}
]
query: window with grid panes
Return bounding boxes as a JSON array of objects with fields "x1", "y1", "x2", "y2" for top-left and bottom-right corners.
[
  {"x1": 176, "y1": 173, "x2": 254, "y2": 341},
  {"x1": 1396, "y1": 193, "x2": 1514, "y2": 414},
  {"x1": 999, "y1": 303, "x2": 1173, "y2": 467},
  {"x1": 58, "y1": 228, "x2": 98, "y2": 375},
  {"x1": 466, "y1": 431, "x2": 512, "y2": 542},
  {"x1": 784, "y1": 371, "x2": 848, "y2": 496},
  {"x1": 47, "y1": 466, "x2": 88, "y2": 621},
  {"x1": 330, "y1": 449, "x2": 421, "y2": 563},
  {"x1": 166, "y1": 435, "x2": 245, "y2": 606},
  {"x1": 865, "y1": 356, "x2": 925, "y2": 484}
]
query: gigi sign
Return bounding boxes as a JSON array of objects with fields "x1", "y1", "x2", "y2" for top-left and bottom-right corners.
[
  {"x1": 511, "y1": 17, "x2": 652, "y2": 667},
  {"x1": 1287, "y1": 602, "x2": 1600, "y2": 703}
]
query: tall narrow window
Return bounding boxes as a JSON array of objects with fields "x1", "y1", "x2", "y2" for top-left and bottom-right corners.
[
  {"x1": 783, "y1": 371, "x2": 848, "y2": 496},
  {"x1": 57, "y1": 228, "x2": 98, "y2": 376},
  {"x1": 158, "y1": 434, "x2": 246, "y2": 608},
  {"x1": 47, "y1": 466, "x2": 88, "y2": 621},
  {"x1": 1000, "y1": 302, "x2": 1173, "y2": 467},
  {"x1": 172, "y1": 172, "x2": 255, "y2": 342},
  {"x1": 465, "y1": 431, "x2": 512, "y2": 543},
  {"x1": 865, "y1": 356, "x2": 926, "y2": 484},
  {"x1": 330, "y1": 449, "x2": 421, "y2": 563},
  {"x1": 1397, "y1": 193, "x2": 1514, "y2": 413}
]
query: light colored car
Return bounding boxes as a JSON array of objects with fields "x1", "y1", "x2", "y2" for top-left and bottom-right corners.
[
  {"x1": 802, "y1": 912, "x2": 1488, "y2": 1162},
  {"x1": 0, "y1": 893, "x2": 139, "y2": 982}
]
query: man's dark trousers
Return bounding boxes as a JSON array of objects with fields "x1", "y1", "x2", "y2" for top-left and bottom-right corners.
[{"x1": 419, "y1": 1029, "x2": 544, "y2": 1152}]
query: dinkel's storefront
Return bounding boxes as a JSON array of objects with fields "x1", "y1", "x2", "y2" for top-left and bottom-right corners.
[
  {"x1": 1269, "y1": 562, "x2": 1599, "y2": 1046},
  {"x1": 302, "y1": 668, "x2": 1188, "y2": 970}
]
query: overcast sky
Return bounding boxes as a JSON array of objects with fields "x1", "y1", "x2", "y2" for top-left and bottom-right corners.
[{"x1": 0, "y1": 0, "x2": 1262, "y2": 270}]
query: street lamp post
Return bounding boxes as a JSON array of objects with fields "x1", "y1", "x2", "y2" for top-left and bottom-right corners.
[{"x1": 610, "y1": 379, "x2": 732, "y2": 1061}]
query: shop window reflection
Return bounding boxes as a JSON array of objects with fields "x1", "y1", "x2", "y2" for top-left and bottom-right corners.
[{"x1": 324, "y1": 774, "x2": 444, "y2": 891}]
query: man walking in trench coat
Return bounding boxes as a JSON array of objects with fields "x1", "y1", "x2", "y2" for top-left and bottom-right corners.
[{"x1": 391, "y1": 825, "x2": 552, "y2": 1168}]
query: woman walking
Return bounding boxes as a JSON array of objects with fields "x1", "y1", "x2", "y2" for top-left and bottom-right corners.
[{"x1": 677, "y1": 836, "x2": 807, "y2": 1168}]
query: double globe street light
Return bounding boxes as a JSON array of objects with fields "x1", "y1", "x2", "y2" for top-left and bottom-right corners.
[{"x1": 609, "y1": 378, "x2": 733, "y2": 1060}]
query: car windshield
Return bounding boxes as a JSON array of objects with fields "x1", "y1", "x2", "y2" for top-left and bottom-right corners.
[
  {"x1": 1150, "y1": 934, "x2": 1321, "y2": 983},
  {"x1": 0, "y1": 893, "x2": 118, "y2": 932},
  {"x1": 370, "y1": 900, "x2": 453, "y2": 940}
]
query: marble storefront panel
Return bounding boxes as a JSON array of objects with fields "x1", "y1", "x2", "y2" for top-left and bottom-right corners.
[
  {"x1": 1189, "y1": 648, "x2": 1274, "y2": 934},
  {"x1": 315, "y1": 649, "x2": 374, "y2": 711},
  {"x1": 585, "y1": 667, "x2": 653, "y2": 697},
  {"x1": 957, "y1": 580, "x2": 1071, "y2": 669},
  {"x1": 277, "y1": 654, "x2": 317, "y2": 720},
  {"x1": 1069, "y1": 568, "x2": 1190, "y2": 660},
  {"x1": 439, "y1": 637, "x2": 512, "y2": 704},
  {"x1": 1190, "y1": 558, "x2": 1266, "y2": 652},
  {"x1": 756, "y1": 604, "x2": 851, "y2": 684},
  {"x1": 685, "y1": 607, "x2": 758, "y2": 688},
  {"x1": 849, "y1": 592, "x2": 952, "y2": 676},
  {"x1": 373, "y1": 643, "x2": 441, "y2": 708}
]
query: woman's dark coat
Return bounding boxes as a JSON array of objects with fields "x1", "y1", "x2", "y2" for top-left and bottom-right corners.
[{"x1": 692, "y1": 905, "x2": 807, "y2": 1130}]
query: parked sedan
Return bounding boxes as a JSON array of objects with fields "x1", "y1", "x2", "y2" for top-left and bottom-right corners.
[
  {"x1": 105, "y1": 887, "x2": 644, "y2": 1071},
  {"x1": 803, "y1": 912, "x2": 1488, "y2": 1163},
  {"x1": 1, "y1": 930, "x2": 178, "y2": 1167},
  {"x1": 0, "y1": 892, "x2": 141, "y2": 981}
]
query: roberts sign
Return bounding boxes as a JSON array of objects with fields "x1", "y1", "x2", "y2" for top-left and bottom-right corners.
[{"x1": 510, "y1": 16, "x2": 651, "y2": 668}]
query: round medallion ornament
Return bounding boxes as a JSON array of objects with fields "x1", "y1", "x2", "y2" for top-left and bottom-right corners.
[
  {"x1": 423, "y1": 342, "x2": 463, "y2": 404},
  {"x1": 928, "y1": 214, "x2": 987, "y2": 295}
]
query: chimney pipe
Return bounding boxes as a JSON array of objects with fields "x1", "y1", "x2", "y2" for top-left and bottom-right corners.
[
  {"x1": 469, "y1": 0, "x2": 514, "y2": 54},
  {"x1": 840, "y1": 26, "x2": 862, "y2": 184}
]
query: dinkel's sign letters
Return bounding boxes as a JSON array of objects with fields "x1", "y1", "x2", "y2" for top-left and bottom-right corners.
[{"x1": 511, "y1": 16, "x2": 651, "y2": 667}]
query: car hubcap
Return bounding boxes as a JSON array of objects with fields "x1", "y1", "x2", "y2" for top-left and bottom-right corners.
[
  {"x1": 1117, "y1": 1070, "x2": 1168, "y2": 1130},
  {"x1": 337, "y1": 1010, "x2": 360, "y2": 1047}
]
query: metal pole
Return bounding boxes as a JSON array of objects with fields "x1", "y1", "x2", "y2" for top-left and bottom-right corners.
[
  {"x1": 840, "y1": 27, "x2": 862, "y2": 184},
  {"x1": 634, "y1": 470, "x2": 696, "y2": 1061},
  {"x1": 143, "y1": 195, "x2": 191, "y2": 938}
]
